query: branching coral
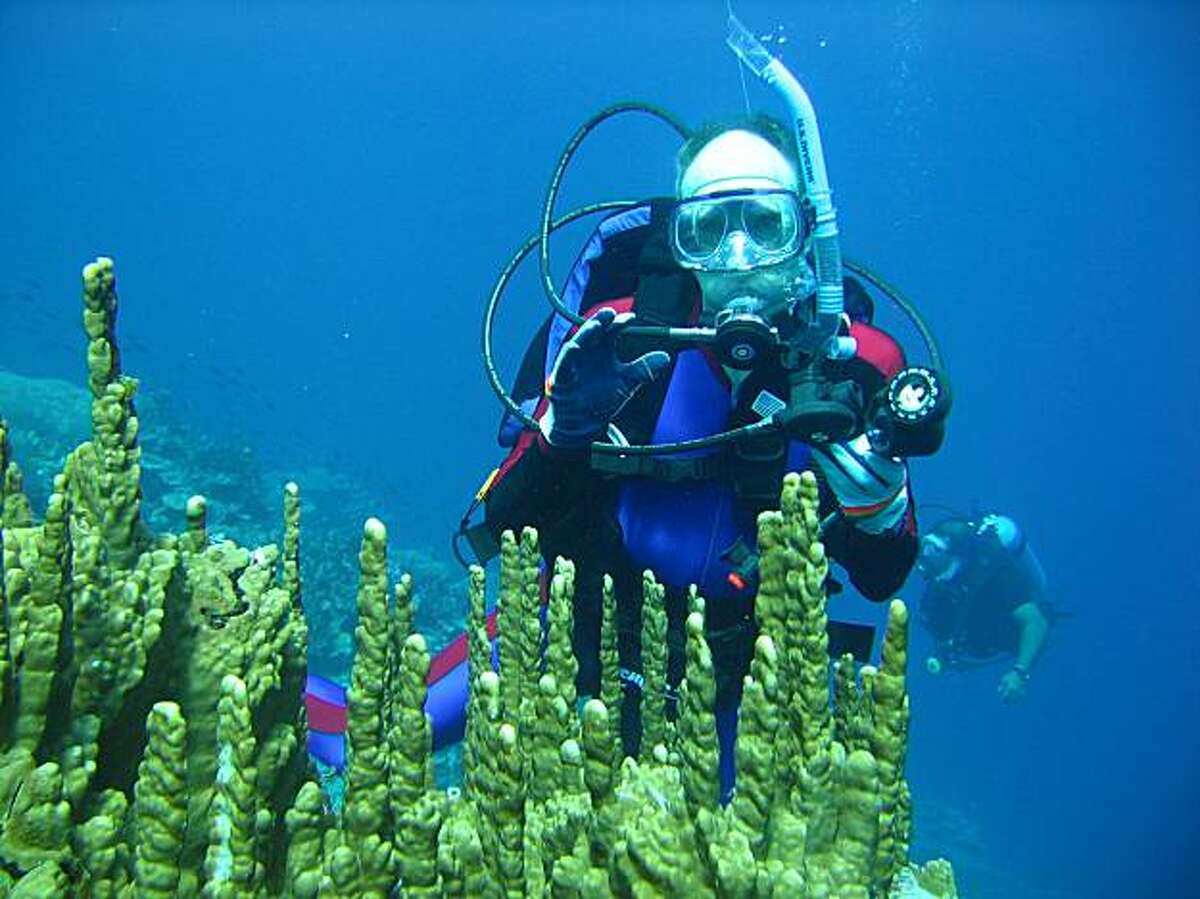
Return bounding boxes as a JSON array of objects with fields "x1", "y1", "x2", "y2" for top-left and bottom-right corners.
[
  {"x1": 0, "y1": 257, "x2": 957, "y2": 897},
  {"x1": 1, "y1": 259, "x2": 309, "y2": 895}
]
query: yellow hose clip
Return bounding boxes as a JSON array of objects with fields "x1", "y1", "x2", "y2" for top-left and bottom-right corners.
[{"x1": 475, "y1": 468, "x2": 501, "y2": 502}]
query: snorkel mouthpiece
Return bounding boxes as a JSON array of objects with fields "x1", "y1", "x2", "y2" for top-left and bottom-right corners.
[{"x1": 726, "y1": 14, "x2": 844, "y2": 346}]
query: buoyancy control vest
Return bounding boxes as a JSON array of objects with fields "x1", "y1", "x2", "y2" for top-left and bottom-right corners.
[{"x1": 496, "y1": 202, "x2": 903, "y2": 604}]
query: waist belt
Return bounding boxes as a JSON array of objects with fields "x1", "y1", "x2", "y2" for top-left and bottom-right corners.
[{"x1": 589, "y1": 448, "x2": 729, "y2": 481}]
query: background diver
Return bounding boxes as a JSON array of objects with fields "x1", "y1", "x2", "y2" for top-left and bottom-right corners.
[{"x1": 915, "y1": 513, "x2": 1055, "y2": 703}]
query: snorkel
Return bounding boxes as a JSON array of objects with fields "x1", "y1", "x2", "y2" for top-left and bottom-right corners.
[
  {"x1": 720, "y1": 14, "x2": 876, "y2": 447},
  {"x1": 725, "y1": 14, "x2": 846, "y2": 357}
]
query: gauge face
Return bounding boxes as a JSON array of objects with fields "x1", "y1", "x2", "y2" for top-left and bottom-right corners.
[
  {"x1": 889, "y1": 368, "x2": 939, "y2": 421},
  {"x1": 715, "y1": 314, "x2": 775, "y2": 370}
]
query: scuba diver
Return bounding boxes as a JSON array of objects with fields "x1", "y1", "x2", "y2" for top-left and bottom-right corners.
[
  {"x1": 454, "y1": 16, "x2": 952, "y2": 800},
  {"x1": 916, "y1": 513, "x2": 1052, "y2": 703},
  {"x1": 306, "y1": 15, "x2": 951, "y2": 795}
]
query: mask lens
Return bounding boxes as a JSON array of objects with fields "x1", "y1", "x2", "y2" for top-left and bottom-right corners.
[
  {"x1": 671, "y1": 190, "x2": 802, "y2": 272},
  {"x1": 674, "y1": 200, "x2": 728, "y2": 262},
  {"x1": 918, "y1": 537, "x2": 953, "y2": 580},
  {"x1": 742, "y1": 195, "x2": 797, "y2": 251}
]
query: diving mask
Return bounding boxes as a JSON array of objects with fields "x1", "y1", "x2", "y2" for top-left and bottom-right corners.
[
  {"x1": 916, "y1": 534, "x2": 960, "y2": 582},
  {"x1": 670, "y1": 188, "x2": 804, "y2": 273}
]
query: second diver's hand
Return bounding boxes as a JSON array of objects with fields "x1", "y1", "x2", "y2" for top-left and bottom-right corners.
[{"x1": 998, "y1": 667, "x2": 1028, "y2": 703}]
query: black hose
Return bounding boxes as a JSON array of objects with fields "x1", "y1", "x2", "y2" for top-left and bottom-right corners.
[
  {"x1": 484, "y1": 104, "x2": 947, "y2": 458},
  {"x1": 539, "y1": 102, "x2": 691, "y2": 324},
  {"x1": 589, "y1": 419, "x2": 776, "y2": 456},
  {"x1": 483, "y1": 201, "x2": 643, "y2": 431},
  {"x1": 843, "y1": 257, "x2": 944, "y2": 371},
  {"x1": 485, "y1": 247, "x2": 949, "y2": 454}
]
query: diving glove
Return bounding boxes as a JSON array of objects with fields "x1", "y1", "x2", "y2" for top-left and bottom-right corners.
[
  {"x1": 539, "y1": 308, "x2": 671, "y2": 448},
  {"x1": 812, "y1": 434, "x2": 909, "y2": 534}
]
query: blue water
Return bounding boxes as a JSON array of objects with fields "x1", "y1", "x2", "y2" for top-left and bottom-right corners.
[{"x1": 2, "y1": 1, "x2": 1197, "y2": 895}]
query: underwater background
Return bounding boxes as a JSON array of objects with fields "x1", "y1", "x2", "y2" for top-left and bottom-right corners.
[{"x1": 1, "y1": 1, "x2": 1195, "y2": 895}]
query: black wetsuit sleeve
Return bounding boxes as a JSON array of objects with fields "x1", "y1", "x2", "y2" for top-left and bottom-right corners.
[
  {"x1": 483, "y1": 439, "x2": 621, "y2": 567},
  {"x1": 485, "y1": 442, "x2": 586, "y2": 537},
  {"x1": 820, "y1": 485, "x2": 919, "y2": 602}
]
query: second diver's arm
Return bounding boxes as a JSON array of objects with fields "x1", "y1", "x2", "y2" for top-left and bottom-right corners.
[
  {"x1": 1011, "y1": 600, "x2": 1050, "y2": 676},
  {"x1": 998, "y1": 600, "x2": 1049, "y2": 702}
]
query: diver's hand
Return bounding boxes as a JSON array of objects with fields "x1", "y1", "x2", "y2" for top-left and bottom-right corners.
[
  {"x1": 998, "y1": 669, "x2": 1027, "y2": 703},
  {"x1": 812, "y1": 434, "x2": 909, "y2": 534},
  {"x1": 539, "y1": 308, "x2": 671, "y2": 447}
]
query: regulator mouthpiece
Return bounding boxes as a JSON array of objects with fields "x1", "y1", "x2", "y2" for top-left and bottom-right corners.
[{"x1": 713, "y1": 296, "x2": 776, "y2": 370}]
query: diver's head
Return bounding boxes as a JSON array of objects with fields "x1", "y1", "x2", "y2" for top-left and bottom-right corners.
[
  {"x1": 676, "y1": 120, "x2": 799, "y2": 198},
  {"x1": 672, "y1": 118, "x2": 812, "y2": 320},
  {"x1": 916, "y1": 533, "x2": 962, "y2": 583}
]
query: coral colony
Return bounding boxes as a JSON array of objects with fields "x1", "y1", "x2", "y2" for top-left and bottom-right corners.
[{"x1": 0, "y1": 258, "x2": 956, "y2": 896}]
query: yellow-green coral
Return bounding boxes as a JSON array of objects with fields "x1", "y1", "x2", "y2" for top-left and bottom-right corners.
[
  {"x1": 598, "y1": 573, "x2": 621, "y2": 723},
  {"x1": 131, "y1": 701, "x2": 189, "y2": 897},
  {"x1": 282, "y1": 482, "x2": 301, "y2": 611},
  {"x1": 0, "y1": 256, "x2": 958, "y2": 897},
  {"x1": 341, "y1": 516, "x2": 399, "y2": 894},
  {"x1": 638, "y1": 570, "x2": 670, "y2": 759},
  {"x1": 676, "y1": 610, "x2": 720, "y2": 812},
  {"x1": 77, "y1": 788, "x2": 131, "y2": 898},
  {"x1": 203, "y1": 675, "x2": 262, "y2": 896},
  {"x1": 1, "y1": 258, "x2": 309, "y2": 896},
  {"x1": 1, "y1": 418, "x2": 34, "y2": 529}
]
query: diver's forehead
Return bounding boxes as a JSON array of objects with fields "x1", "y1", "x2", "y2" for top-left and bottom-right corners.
[{"x1": 679, "y1": 130, "x2": 798, "y2": 198}]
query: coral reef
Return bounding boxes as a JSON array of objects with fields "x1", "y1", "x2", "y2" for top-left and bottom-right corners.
[
  {"x1": 0, "y1": 257, "x2": 957, "y2": 896},
  {"x1": 0, "y1": 369, "x2": 275, "y2": 544},
  {"x1": 1, "y1": 258, "x2": 310, "y2": 897},
  {"x1": 0, "y1": 365, "x2": 457, "y2": 688}
]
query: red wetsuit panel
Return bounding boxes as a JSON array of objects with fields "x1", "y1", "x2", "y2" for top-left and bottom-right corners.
[
  {"x1": 426, "y1": 609, "x2": 500, "y2": 685},
  {"x1": 850, "y1": 321, "x2": 906, "y2": 379},
  {"x1": 305, "y1": 695, "x2": 347, "y2": 735}
]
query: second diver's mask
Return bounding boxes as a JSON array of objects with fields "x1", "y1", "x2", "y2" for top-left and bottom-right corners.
[
  {"x1": 916, "y1": 533, "x2": 961, "y2": 583},
  {"x1": 670, "y1": 188, "x2": 805, "y2": 273}
]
